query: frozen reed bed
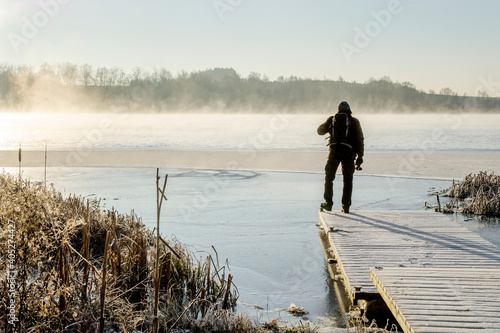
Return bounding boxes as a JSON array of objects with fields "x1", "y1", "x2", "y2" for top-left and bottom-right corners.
[
  {"x1": 0, "y1": 172, "x2": 253, "y2": 332},
  {"x1": 442, "y1": 171, "x2": 500, "y2": 216}
]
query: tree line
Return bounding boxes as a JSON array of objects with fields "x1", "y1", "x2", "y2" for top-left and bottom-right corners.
[{"x1": 1, "y1": 63, "x2": 499, "y2": 113}]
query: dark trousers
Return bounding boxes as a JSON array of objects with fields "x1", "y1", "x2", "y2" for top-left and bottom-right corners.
[{"x1": 323, "y1": 150, "x2": 355, "y2": 208}]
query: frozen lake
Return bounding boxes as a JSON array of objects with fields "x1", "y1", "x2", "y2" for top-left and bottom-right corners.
[
  {"x1": 7, "y1": 166, "x2": 499, "y2": 330},
  {"x1": 2, "y1": 111, "x2": 499, "y2": 329}
]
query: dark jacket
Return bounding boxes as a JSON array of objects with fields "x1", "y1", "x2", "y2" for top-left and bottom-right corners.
[{"x1": 317, "y1": 110, "x2": 364, "y2": 157}]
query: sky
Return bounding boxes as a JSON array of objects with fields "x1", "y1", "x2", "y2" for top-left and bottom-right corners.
[{"x1": 1, "y1": 0, "x2": 499, "y2": 97}]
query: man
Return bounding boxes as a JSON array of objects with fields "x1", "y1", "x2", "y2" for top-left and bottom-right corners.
[{"x1": 317, "y1": 101, "x2": 364, "y2": 213}]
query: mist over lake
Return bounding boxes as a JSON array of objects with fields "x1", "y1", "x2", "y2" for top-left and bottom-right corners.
[{"x1": 2, "y1": 112, "x2": 500, "y2": 153}]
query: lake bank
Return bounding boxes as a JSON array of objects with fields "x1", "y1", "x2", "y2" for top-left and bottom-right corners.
[{"x1": 2, "y1": 150, "x2": 500, "y2": 180}]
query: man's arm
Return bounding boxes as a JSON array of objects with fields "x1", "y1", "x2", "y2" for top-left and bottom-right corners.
[
  {"x1": 317, "y1": 116, "x2": 333, "y2": 135},
  {"x1": 352, "y1": 118, "x2": 364, "y2": 167},
  {"x1": 355, "y1": 119, "x2": 364, "y2": 157}
]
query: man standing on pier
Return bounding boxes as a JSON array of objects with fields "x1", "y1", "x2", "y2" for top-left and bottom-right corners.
[{"x1": 317, "y1": 101, "x2": 364, "y2": 213}]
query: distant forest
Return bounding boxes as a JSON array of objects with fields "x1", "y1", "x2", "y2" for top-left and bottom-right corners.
[{"x1": 1, "y1": 63, "x2": 499, "y2": 113}]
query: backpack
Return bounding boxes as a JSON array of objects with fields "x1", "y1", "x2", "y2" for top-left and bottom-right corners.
[{"x1": 330, "y1": 113, "x2": 353, "y2": 151}]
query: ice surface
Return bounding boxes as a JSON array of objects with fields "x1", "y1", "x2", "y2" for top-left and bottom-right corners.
[{"x1": 8, "y1": 166, "x2": 499, "y2": 329}]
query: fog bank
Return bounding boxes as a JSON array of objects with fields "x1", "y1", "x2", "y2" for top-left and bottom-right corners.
[{"x1": 2, "y1": 64, "x2": 500, "y2": 113}]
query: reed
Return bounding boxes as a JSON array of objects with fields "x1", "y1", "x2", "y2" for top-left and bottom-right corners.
[
  {"x1": 442, "y1": 171, "x2": 500, "y2": 216},
  {"x1": 154, "y1": 170, "x2": 168, "y2": 333},
  {"x1": 0, "y1": 172, "x2": 242, "y2": 332},
  {"x1": 0, "y1": 171, "x2": 324, "y2": 332}
]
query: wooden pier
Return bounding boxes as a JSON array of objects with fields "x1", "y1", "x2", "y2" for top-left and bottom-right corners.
[
  {"x1": 318, "y1": 210, "x2": 500, "y2": 332},
  {"x1": 371, "y1": 267, "x2": 500, "y2": 332}
]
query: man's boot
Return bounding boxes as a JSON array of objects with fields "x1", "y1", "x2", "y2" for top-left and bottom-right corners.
[
  {"x1": 342, "y1": 205, "x2": 350, "y2": 214},
  {"x1": 320, "y1": 202, "x2": 333, "y2": 212}
]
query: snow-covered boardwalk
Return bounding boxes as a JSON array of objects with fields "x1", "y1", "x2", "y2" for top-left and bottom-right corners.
[
  {"x1": 319, "y1": 211, "x2": 500, "y2": 332},
  {"x1": 371, "y1": 267, "x2": 500, "y2": 332}
]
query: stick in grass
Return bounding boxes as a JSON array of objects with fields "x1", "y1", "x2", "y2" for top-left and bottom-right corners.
[
  {"x1": 153, "y1": 169, "x2": 168, "y2": 333},
  {"x1": 99, "y1": 231, "x2": 110, "y2": 333}
]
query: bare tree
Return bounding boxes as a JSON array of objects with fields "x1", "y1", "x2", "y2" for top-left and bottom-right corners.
[
  {"x1": 17, "y1": 65, "x2": 36, "y2": 83},
  {"x1": 38, "y1": 63, "x2": 57, "y2": 81},
  {"x1": 79, "y1": 64, "x2": 94, "y2": 86},
  {"x1": 177, "y1": 70, "x2": 188, "y2": 80},
  {"x1": 402, "y1": 81, "x2": 415, "y2": 89},
  {"x1": 248, "y1": 72, "x2": 261, "y2": 81},
  {"x1": 478, "y1": 90, "x2": 490, "y2": 98},
  {"x1": 108, "y1": 67, "x2": 120, "y2": 86},
  {"x1": 117, "y1": 69, "x2": 129, "y2": 86},
  {"x1": 439, "y1": 87, "x2": 458, "y2": 96},
  {"x1": 95, "y1": 67, "x2": 109, "y2": 86},
  {"x1": 57, "y1": 62, "x2": 78, "y2": 85},
  {"x1": 158, "y1": 68, "x2": 172, "y2": 82},
  {"x1": 131, "y1": 67, "x2": 143, "y2": 83},
  {"x1": 0, "y1": 63, "x2": 16, "y2": 76}
]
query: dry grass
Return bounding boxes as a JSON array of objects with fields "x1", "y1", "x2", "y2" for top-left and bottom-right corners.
[
  {"x1": 0, "y1": 172, "x2": 245, "y2": 332},
  {"x1": 344, "y1": 309, "x2": 399, "y2": 333},
  {"x1": 442, "y1": 171, "x2": 500, "y2": 216},
  {"x1": 0, "y1": 172, "x2": 322, "y2": 333}
]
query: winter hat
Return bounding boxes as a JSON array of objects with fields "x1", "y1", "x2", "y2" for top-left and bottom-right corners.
[{"x1": 338, "y1": 101, "x2": 350, "y2": 111}]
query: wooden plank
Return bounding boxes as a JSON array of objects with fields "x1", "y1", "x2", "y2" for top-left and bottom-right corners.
[
  {"x1": 371, "y1": 267, "x2": 500, "y2": 333},
  {"x1": 411, "y1": 328, "x2": 499, "y2": 333},
  {"x1": 319, "y1": 210, "x2": 500, "y2": 304},
  {"x1": 319, "y1": 210, "x2": 500, "y2": 332}
]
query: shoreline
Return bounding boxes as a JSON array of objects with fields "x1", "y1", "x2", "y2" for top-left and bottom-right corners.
[
  {"x1": 3, "y1": 157, "x2": 499, "y2": 331},
  {"x1": 1, "y1": 149, "x2": 499, "y2": 180}
]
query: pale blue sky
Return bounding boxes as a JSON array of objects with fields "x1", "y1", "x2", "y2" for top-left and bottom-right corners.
[{"x1": 1, "y1": 0, "x2": 499, "y2": 96}]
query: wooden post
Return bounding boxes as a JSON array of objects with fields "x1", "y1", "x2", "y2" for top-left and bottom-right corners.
[
  {"x1": 18, "y1": 145, "x2": 22, "y2": 180},
  {"x1": 82, "y1": 222, "x2": 90, "y2": 301},
  {"x1": 44, "y1": 143, "x2": 47, "y2": 188},
  {"x1": 99, "y1": 231, "x2": 110, "y2": 333},
  {"x1": 436, "y1": 194, "x2": 441, "y2": 212},
  {"x1": 153, "y1": 169, "x2": 168, "y2": 333}
]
